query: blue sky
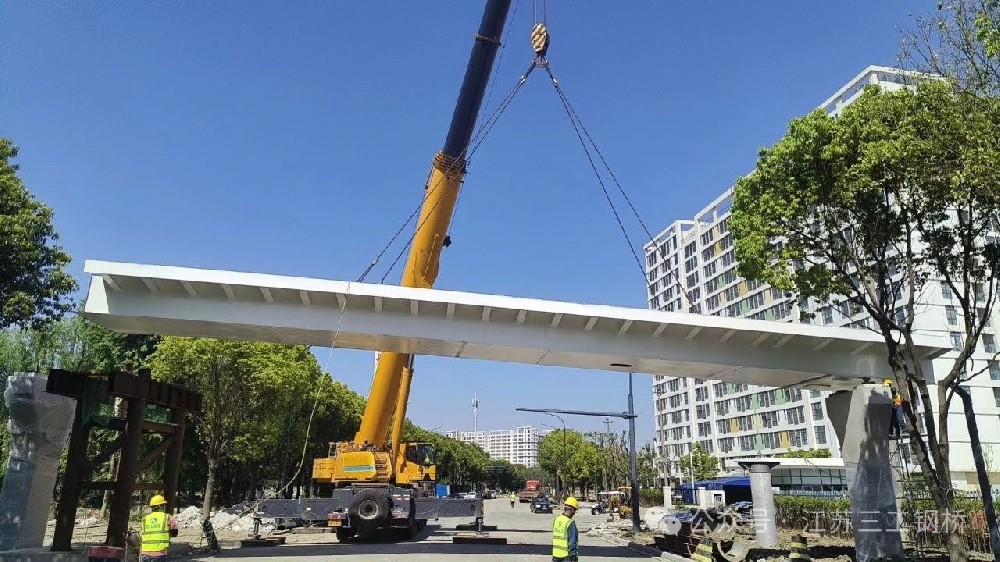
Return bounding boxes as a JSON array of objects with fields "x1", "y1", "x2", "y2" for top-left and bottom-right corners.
[{"x1": 1, "y1": 1, "x2": 931, "y2": 445}]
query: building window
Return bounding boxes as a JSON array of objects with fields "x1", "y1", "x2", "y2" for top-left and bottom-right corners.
[
  {"x1": 811, "y1": 402, "x2": 824, "y2": 421},
  {"x1": 994, "y1": 388, "x2": 1000, "y2": 408},
  {"x1": 815, "y1": 426, "x2": 827, "y2": 445},
  {"x1": 946, "y1": 305, "x2": 958, "y2": 326},
  {"x1": 951, "y1": 332, "x2": 964, "y2": 351},
  {"x1": 990, "y1": 361, "x2": 1000, "y2": 381},
  {"x1": 942, "y1": 282, "x2": 953, "y2": 301},
  {"x1": 985, "y1": 334, "x2": 997, "y2": 354},
  {"x1": 822, "y1": 308, "x2": 833, "y2": 325}
]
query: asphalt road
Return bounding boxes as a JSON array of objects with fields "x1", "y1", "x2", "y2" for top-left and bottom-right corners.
[{"x1": 191, "y1": 498, "x2": 651, "y2": 561}]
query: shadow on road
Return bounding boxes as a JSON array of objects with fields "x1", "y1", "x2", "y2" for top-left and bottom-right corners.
[{"x1": 212, "y1": 542, "x2": 648, "y2": 558}]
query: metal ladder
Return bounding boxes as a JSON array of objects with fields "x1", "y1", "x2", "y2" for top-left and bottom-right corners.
[{"x1": 889, "y1": 436, "x2": 926, "y2": 560}]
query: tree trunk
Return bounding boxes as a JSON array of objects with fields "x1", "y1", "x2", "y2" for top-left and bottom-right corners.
[
  {"x1": 957, "y1": 386, "x2": 1000, "y2": 561},
  {"x1": 946, "y1": 527, "x2": 969, "y2": 562},
  {"x1": 201, "y1": 458, "x2": 217, "y2": 521}
]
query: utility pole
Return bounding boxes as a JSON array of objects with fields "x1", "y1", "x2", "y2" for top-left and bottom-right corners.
[
  {"x1": 472, "y1": 393, "x2": 479, "y2": 433},
  {"x1": 627, "y1": 373, "x2": 641, "y2": 535},
  {"x1": 601, "y1": 418, "x2": 610, "y2": 491}
]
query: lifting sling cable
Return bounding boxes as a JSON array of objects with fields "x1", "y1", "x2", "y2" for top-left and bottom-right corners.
[
  {"x1": 542, "y1": 62, "x2": 699, "y2": 307},
  {"x1": 525, "y1": 8, "x2": 697, "y2": 308}
]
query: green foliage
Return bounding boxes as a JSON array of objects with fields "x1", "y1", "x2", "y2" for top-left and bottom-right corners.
[
  {"x1": 678, "y1": 443, "x2": 719, "y2": 482},
  {"x1": 776, "y1": 448, "x2": 832, "y2": 459},
  {"x1": 731, "y1": 79, "x2": 1000, "y2": 556},
  {"x1": 639, "y1": 487, "x2": 663, "y2": 507},
  {"x1": 403, "y1": 422, "x2": 490, "y2": 486},
  {"x1": 0, "y1": 139, "x2": 76, "y2": 329},
  {"x1": 732, "y1": 81, "x2": 1000, "y2": 306},
  {"x1": 774, "y1": 495, "x2": 851, "y2": 533},
  {"x1": 538, "y1": 429, "x2": 600, "y2": 491},
  {"x1": 977, "y1": 5, "x2": 1000, "y2": 57}
]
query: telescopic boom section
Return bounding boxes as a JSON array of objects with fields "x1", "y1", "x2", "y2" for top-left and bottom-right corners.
[{"x1": 353, "y1": 0, "x2": 513, "y2": 447}]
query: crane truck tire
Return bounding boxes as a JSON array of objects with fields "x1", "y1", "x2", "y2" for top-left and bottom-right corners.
[{"x1": 349, "y1": 488, "x2": 391, "y2": 535}]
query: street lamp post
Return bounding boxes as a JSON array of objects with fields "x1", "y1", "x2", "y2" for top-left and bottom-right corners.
[{"x1": 516, "y1": 394, "x2": 642, "y2": 536}]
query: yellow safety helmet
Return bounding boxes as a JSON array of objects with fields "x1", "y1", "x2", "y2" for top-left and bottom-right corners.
[
  {"x1": 564, "y1": 496, "x2": 579, "y2": 509},
  {"x1": 149, "y1": 494, "x2": 167, "y2": 507},
  {"x1": 882, "y1": 378, "x2": 893, "y2": 386}
]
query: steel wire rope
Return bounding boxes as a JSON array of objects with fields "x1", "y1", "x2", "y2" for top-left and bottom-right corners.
[
  {"x1": 481, "y1": 0, "x2": 521, "y2": 120},
  {"x1": 358, "y1": 5, "x2": 525, "y2": 283},
  {"x1": 357, "y1": 62, "x2": 536, "y2": 283},
  {"x1": 540, "y1": 63, "x2": 647, "y2": 279},
  {"x1": 375, "y1": 61, "x2": 538, "y2": 283},
  {"x1": 542, "y1": 64, "x2": 698, "y2": 309}
]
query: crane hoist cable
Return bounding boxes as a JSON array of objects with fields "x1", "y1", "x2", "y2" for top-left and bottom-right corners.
[
  {"x1": 368, "y1": 60, "x2": 540, "y2": 284},
  {"x1": 481, "y1": 0, "x2": 522, "y2": 122},
  {"x1": 359, "y1": 1, "x2": 529, "y2": 285}
]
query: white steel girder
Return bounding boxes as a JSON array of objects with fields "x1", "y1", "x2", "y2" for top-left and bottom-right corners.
[{"x1": 82, "y1": 261, "x2": 949, "y2": 390}]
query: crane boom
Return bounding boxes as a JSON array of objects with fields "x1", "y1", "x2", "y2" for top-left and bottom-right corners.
[{"x1": 354, "y1": 0, "x2": 513, "y2": 447}]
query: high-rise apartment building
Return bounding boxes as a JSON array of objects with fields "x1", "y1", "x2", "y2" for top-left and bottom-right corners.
[
  {"x1": 445, "y1": 426, "x2": 541, "y2": 467},
  {"x1": 646, "y1": 66, "x2": 1000, "y2": 490}
]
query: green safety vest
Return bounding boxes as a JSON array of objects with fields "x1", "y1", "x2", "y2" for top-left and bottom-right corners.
[
  {"x1": 141, "y1": 512, "x2": 171, "y2": 553},
  {"x1": 552, "y1": 514, "x2": 572, "y2": 558}
]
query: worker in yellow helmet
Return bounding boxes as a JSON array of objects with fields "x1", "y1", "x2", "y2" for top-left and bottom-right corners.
[
  {"x1": 141, "y1": 495, "x2": 176, "y2": 561},
  {"x1": 552, "y1": 496, "x2": 579, "y2": 561},
  {"x1": 883, "y1": 379, "x2": 905, "y2": 439}
]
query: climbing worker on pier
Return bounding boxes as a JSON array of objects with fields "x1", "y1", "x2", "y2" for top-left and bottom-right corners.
[
  {"x1": 884, "y1": 378, "x2": 905, "y2": 439},
  {"x1": 141, "y1": 494, "x2": 177, "y2": 561},
  {"x1": 552, "y1": 496, "x2": 580, "y2": 562}
]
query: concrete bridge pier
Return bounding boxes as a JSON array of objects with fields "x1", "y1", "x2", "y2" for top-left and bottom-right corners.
[{"x1": 826, "y1": 384, "x2": 903, "y2": 562}]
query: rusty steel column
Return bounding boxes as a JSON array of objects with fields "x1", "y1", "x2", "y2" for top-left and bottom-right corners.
[
  {"x1": 163, "y1": 408, "x2": 186, "y2": 514},
  {"x1": 51, "y1": 395, "x2": 90, "y2": 551},
  {"x1": 106, "y1": 393, "x2": 146, "y2": 547}
]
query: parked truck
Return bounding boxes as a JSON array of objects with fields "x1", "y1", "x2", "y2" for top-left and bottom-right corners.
[{"x1": 518, "y1": 480, "x2": 542, "y2": 503}]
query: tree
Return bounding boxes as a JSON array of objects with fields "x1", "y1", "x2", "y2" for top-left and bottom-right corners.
[
  {"x1": 0, "y1": 139, "x2": 76, "y2": 329},
  {"x1": 149, "y1": 338, "x2": 326, "y2": 519},
  {"x1": 902, "y1": 0, "x2": 1000, "y2": 96},
  {"x1": 678, "y1": 443, "x2": 719, "y2": 482},
  {"x1": 730, "y1": 81, "x2": 1000, "y2": 562},
  {"x1": 538, "y1": 429, "x2": 600, "y2": 496},
  {"x1": 637, "y1": 443, "x2": 658, "y2": 489}
]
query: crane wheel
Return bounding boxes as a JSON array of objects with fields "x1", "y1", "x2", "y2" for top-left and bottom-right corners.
[{"x1": 349, "y1": 489, "x2": 391, "y2": 535}]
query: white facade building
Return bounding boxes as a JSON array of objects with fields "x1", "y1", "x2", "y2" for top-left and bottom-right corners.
[
  {"x1": 445, "y1": 426, "x2": 541, "y2": 467},
  {"x1": 646, "y1": 65, "x2": 1000, "y2": 490}
]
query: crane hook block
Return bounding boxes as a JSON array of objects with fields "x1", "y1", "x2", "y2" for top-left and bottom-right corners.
[{"x1": 531, "y1": 23, "x2": 550, "y2": 57}]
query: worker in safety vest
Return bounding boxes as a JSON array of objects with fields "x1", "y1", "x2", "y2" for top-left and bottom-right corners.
[
  {"x1": 883, "y1": 378, "x2": 905, "y2": 439},
  {"x1": 552, "y1": 496, "x2": 579, "y2": 561},
  {"x1": 141, "y1": 495, "x2": 176, "y2": 561},
  {"x1": 510, "y1": 491, "x2": 517, "y2": 508}
]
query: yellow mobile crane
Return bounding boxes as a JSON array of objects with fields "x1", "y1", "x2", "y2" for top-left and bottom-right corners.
[{"x1": 256, "y1": 0, "x2": 513, "y2": 541}]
